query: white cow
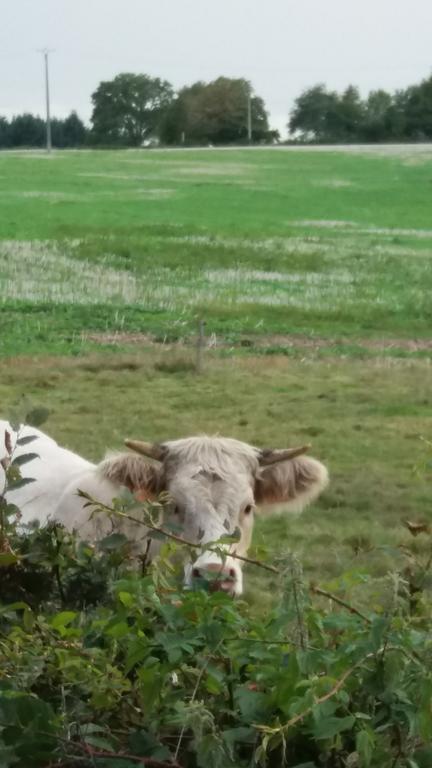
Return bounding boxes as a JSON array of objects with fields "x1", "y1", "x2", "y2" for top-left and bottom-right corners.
[{"x1": 1, "y1": 421, "x2": 329, "y2": 595}]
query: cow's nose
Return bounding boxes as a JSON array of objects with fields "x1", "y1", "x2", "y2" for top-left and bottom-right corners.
[{"x1": 192, "y1": 564, "x2": 237, "y2": 595}]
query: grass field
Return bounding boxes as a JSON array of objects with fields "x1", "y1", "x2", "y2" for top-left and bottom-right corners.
[
  {"x1": 1, "y1": 145, "x2": 432, "y2": 356},
  {"x1": 1, "y1": 146, "x2": 432, "y2": 604}
]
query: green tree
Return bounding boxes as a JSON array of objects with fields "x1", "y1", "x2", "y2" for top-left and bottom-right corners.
[
  {"x1": 62, "y1": 111, "x2": 88, "y2": 147},
  {"x1": 161, "y1": 77, "x2": 273, "y2": 145},
  {"x1": 50, "y1": 118, "x2": 66, "y2": 148},
  {"x1": 288, "y1": 84, "x2": 341, "y2": 142},
  {"x1": 403, "y1": 75, "x2": 432, "y2": 139},
  {"x1": 362, "y1": 89, "x2": 394, "y2": 141},
  {"x1": 9, "y1": 114, "x2": 45, "y2": 147},
  {"x1": 337, "y1": 85, "x2": 364, "y2": 141},
  {"x1": 0, "y1": 117, "x2": 11, "y2": 148},
  {"x1": 90, "y1": 73, "x2": 174, "y2": 146}
]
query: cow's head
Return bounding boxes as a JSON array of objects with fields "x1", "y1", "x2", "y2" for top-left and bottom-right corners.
[{"x1": 100, "y1": 436, "x2": 328, "y2": 596}]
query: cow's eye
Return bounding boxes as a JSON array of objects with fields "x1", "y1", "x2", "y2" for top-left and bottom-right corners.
[{"x1": 243, "y1": 504, "x2": 253, "y2": 515}]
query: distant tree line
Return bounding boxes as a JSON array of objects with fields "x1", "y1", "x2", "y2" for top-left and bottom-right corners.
[
  {"x1": 0, "y1": 73, "x2": 276, "y2": 149},
  {"x1": 289, "y1": 75, "x2": 432, "y2": 143},
  {"x1": 2, "y1": 71, "x2": 432, "y2": 149},
  {"x1": 0, "y1": 111, "x2": 87, "y2": 148}
]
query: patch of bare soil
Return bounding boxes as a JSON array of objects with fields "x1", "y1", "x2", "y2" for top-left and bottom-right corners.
[
  {"x1": 82, "y1": 332, "x2": 161, "y2": 345},
  {"x1": 81, "y1": 331, "x2": 432, "y2": 353},
  {"x1": 250, "y1": 334, "x2": 432, "y2": 352}
]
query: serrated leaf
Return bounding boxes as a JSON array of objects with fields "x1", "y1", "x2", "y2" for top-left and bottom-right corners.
[{"x1": 12, "y1": 453, "x2": 39, "y2": 467}]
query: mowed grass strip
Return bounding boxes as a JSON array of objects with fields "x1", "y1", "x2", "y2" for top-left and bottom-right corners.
[
  {"x1": 2, "y1": 351, "x2": 431, "y2": 606},
  {"x1": 1, "y1": 147, "x2": 432, "y2": 356}
]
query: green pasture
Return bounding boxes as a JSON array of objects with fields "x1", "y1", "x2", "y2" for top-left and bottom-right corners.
[
  {"x1": 1, "y1": 146, "x2": 432, "y2": 605},
  {"x1": 1, "y1": 146, "x2": 432, "y2": 357}
]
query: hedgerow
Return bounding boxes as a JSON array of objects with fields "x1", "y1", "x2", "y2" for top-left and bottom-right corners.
[{"x1": 0, "y1": 422, "x2": 431, "y2": 768}]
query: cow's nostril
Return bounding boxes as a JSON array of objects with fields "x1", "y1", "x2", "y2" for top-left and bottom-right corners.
[
  {"x1": 229, "y1": 568, "x2": 236, "y2": 579},
  {"x1": 192, "y1": 567, "x2": 201, "y2": 578}
]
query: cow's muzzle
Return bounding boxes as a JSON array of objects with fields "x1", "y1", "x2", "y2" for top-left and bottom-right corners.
[{"x1": 191, "y1": 562, "x2": 239, "y2": 596}]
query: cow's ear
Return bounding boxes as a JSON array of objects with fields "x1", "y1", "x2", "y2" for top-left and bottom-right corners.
[
  {"x1": 98, "y1": 453, "x2": 162, "y2": 498},
  {"x1": 254, "y1": 456, "x2": 328, "y2": 512}
]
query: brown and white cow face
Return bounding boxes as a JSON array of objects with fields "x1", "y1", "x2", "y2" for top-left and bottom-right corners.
[{"x1": 101, "y1": 436, "x2": 329, "y2": 596}]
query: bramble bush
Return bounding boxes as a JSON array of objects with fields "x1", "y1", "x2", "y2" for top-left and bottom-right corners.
[{"x1": 0, "y1": 418, "x2": 431, "y2": 768}]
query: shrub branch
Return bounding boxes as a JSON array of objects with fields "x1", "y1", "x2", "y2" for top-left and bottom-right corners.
[{"x1": 78, "y1": 491, "x2": 280, "y2": 574}]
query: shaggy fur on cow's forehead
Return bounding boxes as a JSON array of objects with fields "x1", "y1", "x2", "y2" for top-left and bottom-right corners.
[{"x1": 162, "y1": 436, "x2": 261, "y2": 476}]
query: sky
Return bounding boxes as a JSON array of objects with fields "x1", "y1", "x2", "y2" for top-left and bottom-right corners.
[{"x1": 1, "y1": 0, "x2": 432, "y2": 138}]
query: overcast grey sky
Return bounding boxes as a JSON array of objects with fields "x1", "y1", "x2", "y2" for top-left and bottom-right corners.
[{"x1": 1, "y1": 0, "x2": 431, "y2": 137}]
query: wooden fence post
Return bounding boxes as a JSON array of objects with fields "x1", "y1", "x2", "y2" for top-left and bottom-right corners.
[{"x1": 196, "y1": 318, "x2": 206, "y2": 374}]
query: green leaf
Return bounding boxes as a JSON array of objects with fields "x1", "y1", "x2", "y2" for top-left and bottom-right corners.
[
  {"x1": 370, "y1": 615, "x2": 389, "y2": 651},
  {"x1": 125, "y1": 639, "x2": 150, "y2": 674},
  {"x1": 16, "y1": 434, "x2": 39, "y2": 446},
  {"x1": 356, "y1": 728, "x2": 375, "y2": 767},
  {"x1": 414, "y1": 747, "x2": 432, "y2": 768},
  {"x1": 137, "y1": 666, "x2": 161, "y2": 713},
  {"x1": 11, "y1": 453, "x2": 39, "y2": 467},
  {"x1": 51, "y1": 611, "x2": 77, "y2": 630},
  {"x1": 235, "y1": 687, "x2": 269, "y2": 722},
  {"x1": 128, "y1": 730, "x2": 171, "y2": 761},
  {"x1": 196, "y1": 732, "x2": 227, "y2": 768},
  {"x1": 2, "y1": 503, "x2": 21, "y2": 519},
  {"x1": 0, "y1": 602, "x2": 30, "y2": 614},
  {"x1": 222, "y1": 726, "x2": 255, "y2": 758},
  {"x1": 0, "y1": 553, "x2": 19, "y2": 567},
  {"x1": 274, "y1": 653, "x2": 300, "y2": 714},
  {"x1": 7, "y1": 477, "x2": 35, "y2": 491},
  {"x1": 290, "y1": 763, "x2": 318, "y2": 768},
  {"x1": 83, "y1": 733, "x2": 116, "y2": 750},
  {"x1": 105, "y1": 620, "x2": 130, "y2": 639},
  {"x1": 0, "y1": 743, "x2": 18, "y2": 767},
  {"x1": 25, "y1": 407, "x2": 50, "y2": 428},
  {"x1": 99, "y1": 533, "x2": 128, "y2": 551},
  {"x1": 118, "y1": 591, "x2": 135, "y2": 608},
  {"x1": 310, "y1": 714, "x2": 355, "y2": 740}
]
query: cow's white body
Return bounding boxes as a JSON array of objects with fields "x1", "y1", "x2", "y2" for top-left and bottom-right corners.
[
  {"x1": 0, "y1": 422, "x2": 135, "y2": 545},
  {"x1": 1, "y1": 422, "x2": 93, "y2": 525}
]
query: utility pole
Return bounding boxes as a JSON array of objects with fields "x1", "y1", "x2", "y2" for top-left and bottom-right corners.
[
  {"x1": 38, "y1": 49, "x2": 53, "y2": 152},
  {"x1": 247, "y1": 86, "x2": 252, "y2": 145}
]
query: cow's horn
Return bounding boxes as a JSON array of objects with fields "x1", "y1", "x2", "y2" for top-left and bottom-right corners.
[
  {"x1": 259, "y1": 444, "x2": 311, "y2": 466},
  {"x1": 124, "y1": 439, "x2": 166, "y2": 462}
]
